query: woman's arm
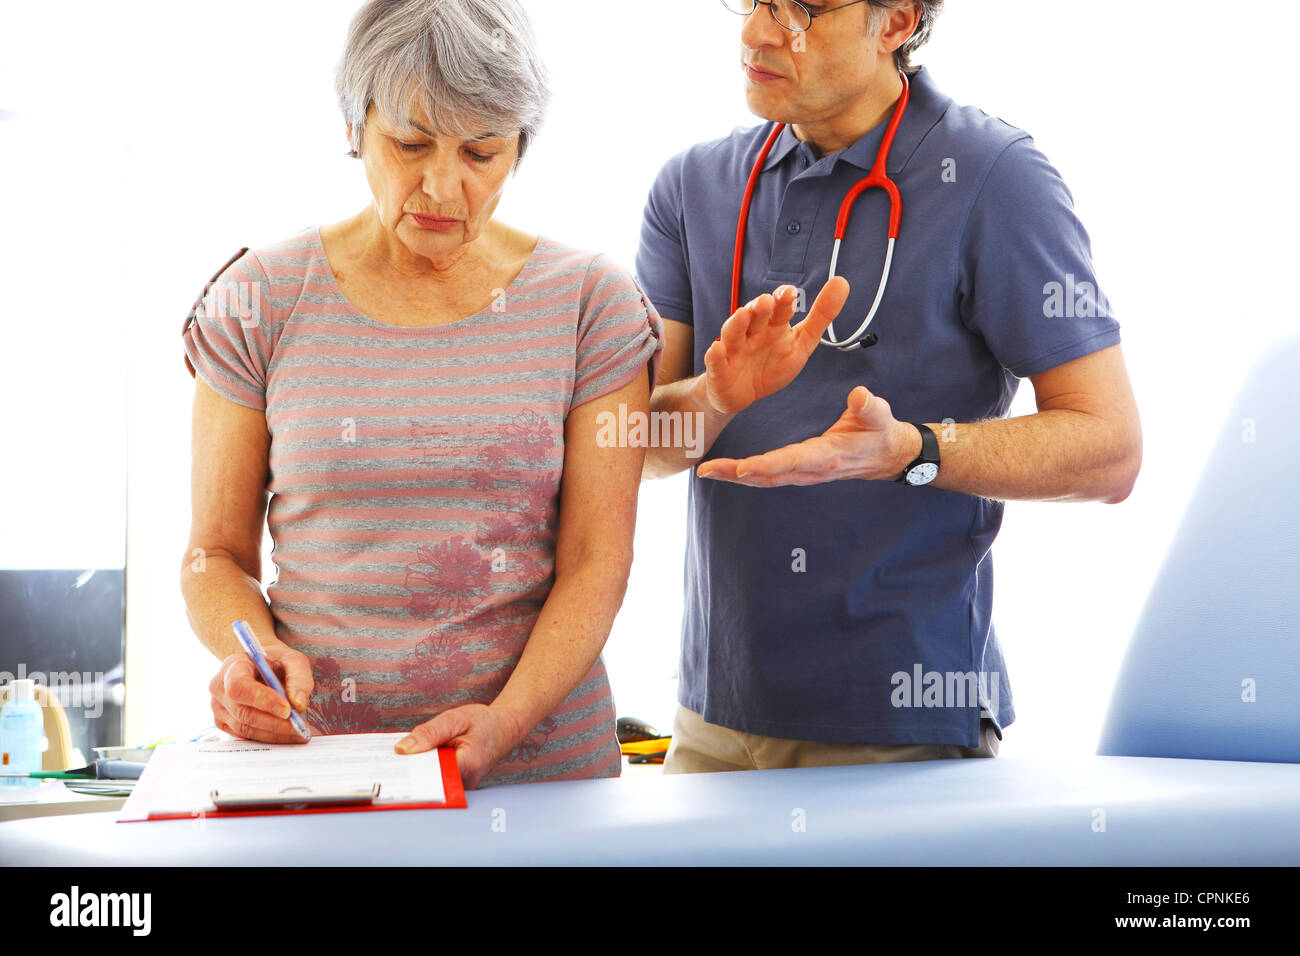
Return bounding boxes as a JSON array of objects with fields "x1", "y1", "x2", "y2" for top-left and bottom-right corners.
[
  {"x1": 181, "y1": 378, "x2": 314, "y2": 740},
  {"x1": 395, "y1": 369, "x2": 652, "y2": 785},
  {"x1": 490, "y1": 368, "x2": 651, "y2": 742}
]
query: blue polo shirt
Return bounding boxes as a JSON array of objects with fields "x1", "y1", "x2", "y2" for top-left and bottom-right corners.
[{"x1": 635, "y1": 66, "x2": 1122, "y2": 746}]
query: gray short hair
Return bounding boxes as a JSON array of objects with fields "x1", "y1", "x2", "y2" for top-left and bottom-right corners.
[
  {"x1": 868, "y1": 0, "x2": 944, "y2": 75},
  {"x1": 335, "y1": 0, "x2": 550, "y2": 165}
]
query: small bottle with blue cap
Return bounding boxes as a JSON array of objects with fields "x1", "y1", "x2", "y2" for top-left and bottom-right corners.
[{"x1": 0, "y1": 679, "x2": 44, "y2": 789}]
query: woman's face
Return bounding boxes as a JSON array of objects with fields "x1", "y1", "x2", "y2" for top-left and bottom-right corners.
[{"x1": 357, "y1": 101, "x2": 519, "y2": 263}]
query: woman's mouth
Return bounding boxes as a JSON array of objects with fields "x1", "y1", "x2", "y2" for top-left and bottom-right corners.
[{"x1": 411, "y1": 213, "x2": 461, "y2": 231}]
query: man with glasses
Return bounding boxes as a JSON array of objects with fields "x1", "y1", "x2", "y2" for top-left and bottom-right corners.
[{"x1": 637, "y1": 1, "x2": 1141, "y2": 772}]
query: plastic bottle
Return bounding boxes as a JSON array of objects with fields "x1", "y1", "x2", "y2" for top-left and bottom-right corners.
[{"x1": 0, "y1": 679, "x2": 44, "y2": 789}]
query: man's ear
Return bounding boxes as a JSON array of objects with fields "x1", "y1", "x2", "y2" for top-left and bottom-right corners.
[{"x1": 882, "y1": 2, "x2": 920, "y2": 51}]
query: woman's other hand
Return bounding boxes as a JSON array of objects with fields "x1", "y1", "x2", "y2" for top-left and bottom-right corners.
[
  {"x1": 395, "y1": 704, "x2": 522, "y2": 790},
  {"x1": 209, "y1": 643, "x2": 316, "y2": 744}
]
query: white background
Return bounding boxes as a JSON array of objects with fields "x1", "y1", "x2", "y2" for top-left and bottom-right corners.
[{"x1": 1, "y1": 1, "x2": 1297, "y2": 753}]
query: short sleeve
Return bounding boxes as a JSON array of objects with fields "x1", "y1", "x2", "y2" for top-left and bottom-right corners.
[
  {"x1": 635, "y1": 151, "x2": 694, "y2": 326},
  {"x1": 571, "y1": 255, "x2": 664, "y2": 411},
  {"x1": 182, "y1": 250, "x2": 274, "y2": 411},
  {"x1": 958, "y1": 136, "x2": 1122, "y2": 379}
]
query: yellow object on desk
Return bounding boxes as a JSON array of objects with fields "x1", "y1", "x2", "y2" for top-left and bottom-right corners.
[{"x1": 619, "y1": 737, "x2": 672, "y2": 756}]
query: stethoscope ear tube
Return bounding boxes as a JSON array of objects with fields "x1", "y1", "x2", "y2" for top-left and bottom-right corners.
[
  {"x1": 730, "y1": 70, "x2": 910, "y2": 352},
  {"x1": 730, "y1": 122, "x2": 787, "y2": 317},
  {"x1": 823, "y1": 235, "x2": 895, "y2": 351}
]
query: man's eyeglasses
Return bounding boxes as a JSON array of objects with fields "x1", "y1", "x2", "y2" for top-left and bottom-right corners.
[{"x1": 720, "y1": 0, "x2": 875, "y2": 34}]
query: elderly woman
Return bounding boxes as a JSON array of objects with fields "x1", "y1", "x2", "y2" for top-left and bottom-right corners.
[{"x1": 179, "y1": 0, "x2": 662, "y2": 789}]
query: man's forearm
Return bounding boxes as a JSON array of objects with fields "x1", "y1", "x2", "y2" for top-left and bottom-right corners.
[
  {"x1": 642, "y1": 375, "x2": 736, "y2": 480},
  {"x1": 889, "y1": 410, "x2": 1141, "y2": 504}
]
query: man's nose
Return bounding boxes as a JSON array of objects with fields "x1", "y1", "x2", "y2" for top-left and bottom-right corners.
[{"x1": 741, "y1": 3, "x2": 786, "y2": 50}]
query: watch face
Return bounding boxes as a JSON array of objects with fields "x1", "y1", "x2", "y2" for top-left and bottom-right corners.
[{"x1": 906, "y1": 463, "x2": 939, "y2": 486}]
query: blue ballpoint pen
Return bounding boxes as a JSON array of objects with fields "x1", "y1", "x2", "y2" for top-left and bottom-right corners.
[{"x1": 231, "y1": 620, "x2": 311, "y2": 741}]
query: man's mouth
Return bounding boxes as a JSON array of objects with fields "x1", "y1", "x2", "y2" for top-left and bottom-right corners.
[{"x1": 744, "y1": 61, "x2": 784, "y2": 83}]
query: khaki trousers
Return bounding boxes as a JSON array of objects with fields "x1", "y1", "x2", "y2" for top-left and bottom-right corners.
[{"x1": 663, "y1": 704, "x2": 1000, "y2": 773}]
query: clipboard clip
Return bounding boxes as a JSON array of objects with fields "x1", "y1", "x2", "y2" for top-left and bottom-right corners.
[{"x1": 209, "y1": 783, "x2": 381, "y2": 812}]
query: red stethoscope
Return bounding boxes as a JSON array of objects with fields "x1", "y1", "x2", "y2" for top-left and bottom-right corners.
[{"x1": 730, "y1": 70, "x2": 910, "y2": 351}]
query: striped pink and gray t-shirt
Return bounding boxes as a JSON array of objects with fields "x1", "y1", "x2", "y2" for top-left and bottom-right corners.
[{"x1": 183, "y1": 226, "x2": 664, "y2": 787}]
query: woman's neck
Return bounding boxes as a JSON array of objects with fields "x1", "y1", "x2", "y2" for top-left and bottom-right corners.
[{"x1": 347, "y1": 206, "x2": 495, "y2": 284}]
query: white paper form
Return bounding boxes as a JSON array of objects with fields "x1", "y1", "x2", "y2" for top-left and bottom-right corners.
[{"x1": 124, "y1": 733, "x2": 445, "y2": 818}]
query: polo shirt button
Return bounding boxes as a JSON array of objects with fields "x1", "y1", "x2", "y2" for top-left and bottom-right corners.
[
  {"x1": 786, "y1": 220, "x2": 802, "y2": 235},
  {"x1": 800, "y1": 155, "x2": 810, "y2": 168}
]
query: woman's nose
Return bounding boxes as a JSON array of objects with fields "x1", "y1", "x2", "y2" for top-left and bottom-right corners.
[{"x1": 419, "y1": 157, "x2": 461, "y2": 204}]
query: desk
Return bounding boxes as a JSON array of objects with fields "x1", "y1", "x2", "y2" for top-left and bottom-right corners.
[
  {"x1": 3, "y1": 755, "x2": 1298, "y2": 866},
  {"x1": 0, "y1": 783, "x2": 127, "y2": 823}
]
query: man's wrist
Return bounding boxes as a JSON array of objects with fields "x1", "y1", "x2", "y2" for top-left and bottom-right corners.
[
  {"x1": 888, "y1": 421, "x2": 924, "y2": 482},
  {"x1": 689, "y1": 373, "x2": 734, "y2": 422}
]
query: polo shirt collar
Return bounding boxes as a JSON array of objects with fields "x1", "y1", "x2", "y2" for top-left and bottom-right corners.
[{"x1": 761, "y1": 65, "x2": 952, "y2": 175}]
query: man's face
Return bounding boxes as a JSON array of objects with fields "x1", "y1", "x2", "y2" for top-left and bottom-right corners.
[{"x1": 740, "y1": 1, "x2": 892, "y2": 126}]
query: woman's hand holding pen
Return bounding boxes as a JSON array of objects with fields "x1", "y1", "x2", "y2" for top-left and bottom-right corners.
[
  {"x1": 700, "y1": 277, "x2": 850, "y2": 414},
  {"x1": 209, "y1": 643, "x2": 316, "y2": 744}
]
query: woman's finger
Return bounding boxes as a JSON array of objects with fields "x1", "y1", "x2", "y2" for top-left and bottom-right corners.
[
  {"x1": 212, "y1": 699, "x2": 308, "y2": 744},
  {"x1": 396, "y1": 707, "x2": 474, "y2": 755},
  {"x1": 268, "y1": 646, "x2": 315, "y2": 713},
  {"x1": 223, "y1": 656, "x2": 294, "y2": 719}
]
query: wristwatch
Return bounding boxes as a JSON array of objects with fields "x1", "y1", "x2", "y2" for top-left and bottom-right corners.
[{"x1": 896, "y1": 423, "x2": 940, "y2": 486}]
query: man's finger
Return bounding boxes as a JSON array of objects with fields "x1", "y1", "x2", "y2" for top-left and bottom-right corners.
[
  {"x1": 846, "y1": 384, "x2": 894, "y2": 428},
  {"x1": 720, "y1": 304, "x2": 754, "y2": 352},
  {"x1": 796, "y1": 276, "x2": 851, "y2": 347},
  {"x1": 767, "y1": 285, "x2": 800, "y2": 327},
  {"x1": 700, "y1": 439, "x2": 829, "y2": 481},
  {"x1": 703, "y1": 336, "x2": 728, "y2": 371},
  {"x1": 719, "y1": 471, "x2": 824, "y2": 488},
  {"x1": 737, "y1": 440, "x2": 830, "y2": 478}
]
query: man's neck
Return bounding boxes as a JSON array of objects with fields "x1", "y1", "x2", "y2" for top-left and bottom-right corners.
[{"x1": 790, "y1": 68, "x2": 906, "y2": 159}]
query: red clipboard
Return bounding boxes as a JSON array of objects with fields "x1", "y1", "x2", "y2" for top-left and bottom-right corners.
[{"x1": 117, "y1": 743, "x2": 465, "y2": 822}]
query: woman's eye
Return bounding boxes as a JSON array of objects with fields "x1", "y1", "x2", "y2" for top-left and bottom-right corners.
[
  {"x1": 467, "y1": 150, "x2": 494, "y2": 163},
  {"x1": 397, "y1": 141, "x2": 424, "y2": 152}
]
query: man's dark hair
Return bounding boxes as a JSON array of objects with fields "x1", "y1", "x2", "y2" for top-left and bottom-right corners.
[{"x1": 868, "y1": 0, "x2": 944, "y2": 75}]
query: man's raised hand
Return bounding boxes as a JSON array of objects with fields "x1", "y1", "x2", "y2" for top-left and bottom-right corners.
[{"x1": 701, "y1": 277, "x2": 850, "y2": 414}]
